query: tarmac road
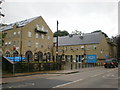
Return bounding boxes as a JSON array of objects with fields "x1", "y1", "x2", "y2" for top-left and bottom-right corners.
[{"x1": 2, "y1": 66, "x2": 119, "y2": 89}]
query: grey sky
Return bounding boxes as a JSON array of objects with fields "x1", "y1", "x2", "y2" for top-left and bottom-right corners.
[{"x1": 1, "y1": 0, "x2": 118, "y2": 37}]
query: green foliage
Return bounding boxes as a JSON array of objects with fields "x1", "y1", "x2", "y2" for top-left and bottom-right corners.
[
  {"x1": 71, "y1": 30, "x2": 82, "y2": 35},
  {"x1": 2, "y1": 33, "x2": 7, "y2": 38},
  {"x1": 0, "y1": 33, "x2": 7, "y2": 46},
  {"x1": 54, "y1": 30, "x2": 69, "y2": 37},
  {"x1": 92, "y1": 30, "x2": 108, "y2": 37}
]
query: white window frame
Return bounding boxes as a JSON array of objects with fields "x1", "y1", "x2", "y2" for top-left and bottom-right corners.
[
  {"x1": 41, "y1": 25, "x2": 44, "y2": 31},
  {"x1": 14, "y1": 32, "x2": 16, "y2": 36},
  {"x1": 36, "y1": 24, "x2": 40, "y2": 30},
  {"x1": 41, "y1": 34, "x2": 44, "y2": 39},
  {"x1": 5, "y1": 42, "x2": 7, "y2": 46},
  {"x1": 36, "y1": 42, "x2": 39, "y2": 48},
  {"x1": 93, "y1": 45, "x2": 97, "y2": 50},
  {"x1": 9, "y1": 42, "x2": 11, "y2": 45},
  {"x1": 41, "y1": 43, "x2": 44, "y2": 48},
  {"x1": 28, "y1": 32, "x2": 32, "y2": 37},
  {"x1": 48, "y1": 36, "x2": 50, "y2": 40},
  {"x1": 36, "y1": 33, "x2": 39, "y2": 38},
  {"x1": 28, "y1": 41, "x2": 31, "y2": 47},
  {"x1": 48, "y1": 45, "x2": 50, "y2": 49},
  {"x1": 18, "y1": 31, "x2": 20, "y2": 35},
  {"x1": 13, "y1": 41, "x2": 16, "y2": 45}
]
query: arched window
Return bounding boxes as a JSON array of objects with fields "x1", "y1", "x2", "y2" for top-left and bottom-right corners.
[
  {"x1": 5, "y1": 51, "x2": 10, "y2": 57},
  {"x1": 25, "y1": 51, "x2": 33, "y2": 62},
  {"x1": 13, "y1": 50, "x2": 19, "y2": 57},
  {"x1": 37, "y1": 51, "x2": 43, "y2": 62},
  {"x1": 47, "y1": 52, "x2": 51, "y2": 61}
]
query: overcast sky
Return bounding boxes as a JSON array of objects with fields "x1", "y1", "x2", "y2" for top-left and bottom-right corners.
[{"x1": 1, "y1": 0, "x2": 119, "y2": 37}]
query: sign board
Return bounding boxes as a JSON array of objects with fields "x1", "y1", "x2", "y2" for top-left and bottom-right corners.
[
  {"x1": 86, "y1": 55, "x2": 97, "y2": 63},
  {"x1": 6, "y1": 57, "x2": 26, "y2": 62}
]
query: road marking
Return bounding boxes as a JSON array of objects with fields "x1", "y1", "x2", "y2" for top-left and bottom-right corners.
[
  {"x1": 8, "y1": 83, "x2": 35, "y2": 88},
  {"x1": 90, "y1": 68, "x2": 117, "y2": 78},
  {"x1": 91, "y1": 73, "x2": 104, "y2": 77},
  {"x1": 111, "y1": 75, "x2": 115, "y2": 77},
  {"x1": 52, "y1": 79, "x2": 83, "y2": 88},
  {"x1": 102, "y1": 76, "x2": 105, "y2": 78}
]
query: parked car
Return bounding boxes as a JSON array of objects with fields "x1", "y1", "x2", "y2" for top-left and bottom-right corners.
[{"x1": 104, "y1": 58, "x2": 118, "y2": 68}]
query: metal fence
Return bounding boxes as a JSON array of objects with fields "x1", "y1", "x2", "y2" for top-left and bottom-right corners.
[
  {"x1": 63, "y1": 62, "x2": 104, "y2": 70},
  {"x1": 2, "y1": 55, "x2": 104, "y2": 74}
]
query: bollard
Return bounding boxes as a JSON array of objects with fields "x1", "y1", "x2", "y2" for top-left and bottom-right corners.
[
  {"x1": 75, "y1": 63, "x2": 77, "y2": 69},
  {"x1": 71, "y1": 63, "x2": 72, "y2": 70},
  {"x1": 79, "y1": 63, "x2": 80, "y2": 69}
]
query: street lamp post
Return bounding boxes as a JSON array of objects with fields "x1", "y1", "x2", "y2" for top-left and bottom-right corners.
[
  {"x1": 56, "y1": 21, "x2": 59, "y2": 62},
  {"x1": 83, "y1": 44, "x2": 86, "y2": 67},
  {"x1": 20, "y1": 27, "x2": 23, "y2": 62}
]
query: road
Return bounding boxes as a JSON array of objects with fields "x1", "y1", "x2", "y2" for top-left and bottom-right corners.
[{"x1": 2, "y1": 66, "x2": 119, "y2": 89}]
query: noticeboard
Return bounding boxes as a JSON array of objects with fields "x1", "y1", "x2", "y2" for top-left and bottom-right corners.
[{"x1": 86, "y1": 55, "x2": 97, "y2": 63}]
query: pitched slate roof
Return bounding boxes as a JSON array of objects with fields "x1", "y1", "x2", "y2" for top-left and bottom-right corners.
[
  {"x1": 54, "y1": 32, "x2": 102, "y2": 46},
  {"x1": 0, "y1": 16, "x2": 40, "y2": 31}
]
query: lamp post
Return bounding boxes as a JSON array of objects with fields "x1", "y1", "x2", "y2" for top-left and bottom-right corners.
[
  {"x1": 83, "y1": 44, "x2": 86, "y2": 68},
  {"x1": 20, "y1": 27, "x2": 23, "y2": 62},
  {"x1": 56, "y1": 20, "x2": 59, "y2": 62},
  {"x1": 13, "y1": 47, "x2": 16, "y2": 75}
]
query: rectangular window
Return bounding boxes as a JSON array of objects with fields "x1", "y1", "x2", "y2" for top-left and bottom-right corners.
[
  {"x1": 36, "y1": 24, "x2": 40, "y2": 30},
  {"x1": 18, "y1": 31, "x2": 20, "y2": 35},
  {"x1": 81, "y1": 46, "x2": 84, "y2": 49},
  {"x1": 36, "y1": 33, "x2": 38, "y2": 38},
  {"x1": 14, "y1": 32, "x2": 16, "y2": 35},
  {"x1": 41, "y1": 34, "x2": 44, "y2": 39},
  {"x1": 13, "y1": 41, "x2": 16, "y2": 46},
  {"x1": 93, "y1": 45, "x2": 97, "y2": 50},
  {"x1": 36, "y1": 42, "x2": 39, "y2": 48},
  {"x1": 5, "y1": 42, "x2": 7, "y2": 46},
  {"x1": 41, "y1": 25, "x2": 44, "y2": 31},
  {"x1": 48, "y1": 45, "x2": 50, "y2": 49},
  {"x1": 8, "y1": 42, "x2": 11, "y2": 46},
  {"x1": 48, "y1": 36, "x2": 50, "y2": 40},
  {"x1": 41, "y1": 43, "x2": 44, "y2": 48},
  {"x1": 28, "y1": 32, "x2": 32, "y2": 37},
  {"x1": 28, "y1": 41, "x2": 31, "y2": 47}
]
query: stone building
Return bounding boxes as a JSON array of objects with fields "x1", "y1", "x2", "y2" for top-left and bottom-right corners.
[
  {"x1": 53, "y1": 32, "x2": 117, "y2": 64},
  {"x1": 0, "y1": 16, "x2": 53, "y2": 62}
]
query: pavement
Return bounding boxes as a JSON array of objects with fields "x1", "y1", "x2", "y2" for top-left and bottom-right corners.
[{"x1": 2, "y1": 70, "x2": 79, "y2": 78}]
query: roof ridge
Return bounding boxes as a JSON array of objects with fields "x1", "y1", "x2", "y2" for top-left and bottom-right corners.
[
  {"x1": 0, "y1": 16, "x2": 41, "y2": 31},
  {"x1": 15, "y1": 16, "x2": 40, "y2": 24}
]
